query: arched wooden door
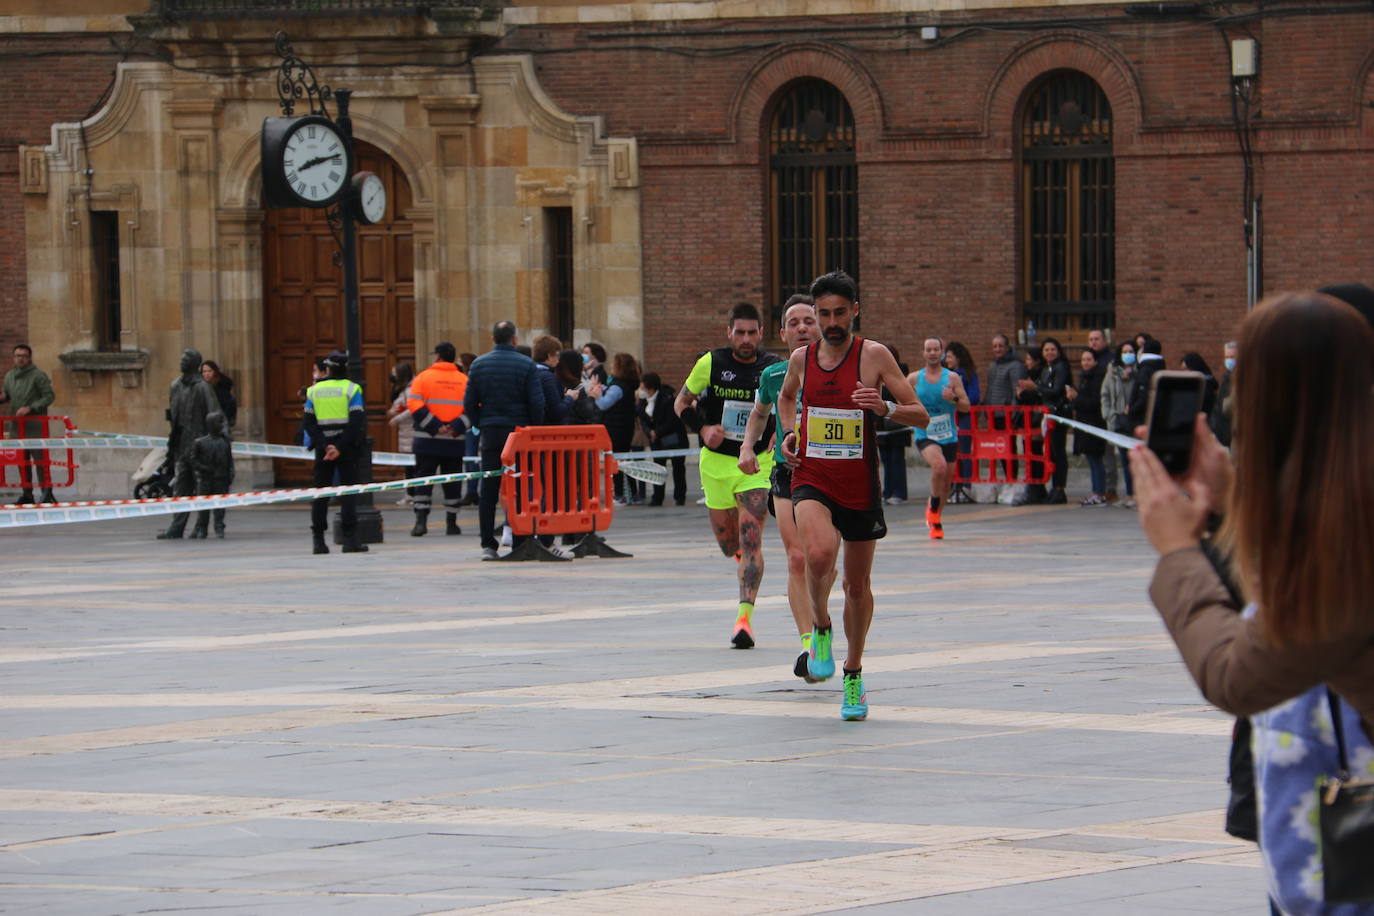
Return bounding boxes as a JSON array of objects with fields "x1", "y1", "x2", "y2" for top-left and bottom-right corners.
[{"x1": 263, "y1": 141, "x2": 415, "y2": 482}]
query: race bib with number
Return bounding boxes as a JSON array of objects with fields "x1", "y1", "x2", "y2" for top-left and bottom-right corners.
[
  {"x1": 924, "y1": 412, "x2": 956, "y2": 442},
  {"x1": 720, "y1": 399, "x2": 753, "y2": 442},
  {"x1": 805, "y1": 406, "x2": 864, "y2": 459}
]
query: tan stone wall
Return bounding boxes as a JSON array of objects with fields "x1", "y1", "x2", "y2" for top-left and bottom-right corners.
[{"x1": 21, "y1": 52, "x2": 642, "y2": 495}]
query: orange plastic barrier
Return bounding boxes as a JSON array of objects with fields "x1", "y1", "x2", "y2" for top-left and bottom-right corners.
[
  {"x1": 949, "y1": 406, "x2": 1054, "y2": 486},
  {"x1": 499, "y1": 424, "x2": 630, "y2": 560},
  {"x1": 1, "y1": 414, "x2": 78, "y2": 491}
]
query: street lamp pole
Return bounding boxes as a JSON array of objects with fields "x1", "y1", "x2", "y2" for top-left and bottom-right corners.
[
  {"x1": 334, "y1": 88, "x2": 364, "y2": 386},
  {"x1": 268, "y1": 35, "x2": 382, "y2": 543}
]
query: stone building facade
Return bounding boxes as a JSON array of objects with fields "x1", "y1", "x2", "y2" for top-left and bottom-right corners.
[{"x1": 3, "y1": 1, "x2": 1372, "y2": 492}]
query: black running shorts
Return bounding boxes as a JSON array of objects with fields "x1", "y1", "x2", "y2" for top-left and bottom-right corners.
[{"x1": 790, "y1": 483, "x2": 887, "y2": 542}]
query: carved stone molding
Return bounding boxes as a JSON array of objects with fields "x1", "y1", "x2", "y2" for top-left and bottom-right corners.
[
  {"x1": 20, "y1": 147, "x2": 47, "y2": 195},
  {"x1": 59, "y1": 350, "x2": 151, "y2": 390}
]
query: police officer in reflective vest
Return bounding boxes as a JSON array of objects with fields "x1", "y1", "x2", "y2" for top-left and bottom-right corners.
[{"x1": 303, "y1": 351, "x2": 369, "y2": 554}]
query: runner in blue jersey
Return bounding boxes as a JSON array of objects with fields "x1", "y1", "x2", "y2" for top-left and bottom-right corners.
[{"x1": 907, "y1": 336, "x2": 970, "y2": 540}]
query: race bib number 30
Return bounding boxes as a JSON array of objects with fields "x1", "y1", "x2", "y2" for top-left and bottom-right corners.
[
  {"x1": 805, "y1": 406, "x2": 864, "y2": 459},
  {"x1": 721, "y1": 400, "x2": 753, "y2": 442}
]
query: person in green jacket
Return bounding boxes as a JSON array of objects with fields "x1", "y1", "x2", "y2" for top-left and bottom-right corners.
[{"x1": 1, "y1": 344, "x2": 56, "y2": 504}]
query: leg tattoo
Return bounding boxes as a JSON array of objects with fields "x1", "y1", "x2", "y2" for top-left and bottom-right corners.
[
  {"x1": 736, "y1": 490, "x2": 768, "y2": 603},
  {"x1": 709, "y1": 507, "x2": 740, "y2": 557}
]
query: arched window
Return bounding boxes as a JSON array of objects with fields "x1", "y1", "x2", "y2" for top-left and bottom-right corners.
[
  {"x1": 769, "y1": 79, "x2": 858, "y2": 331},
  {"x1": 1021, "y1": 71, "x2": 1115, "y2": 334}
]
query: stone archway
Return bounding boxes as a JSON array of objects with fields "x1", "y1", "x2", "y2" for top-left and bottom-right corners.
[{"x1": 262, "y1": 140, "x2": 415, "y2": 483}]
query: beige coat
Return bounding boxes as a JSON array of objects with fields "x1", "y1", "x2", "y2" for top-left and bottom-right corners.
[{"x1": 1150, "y1": 546, "x2": 1374, "y2": 735}]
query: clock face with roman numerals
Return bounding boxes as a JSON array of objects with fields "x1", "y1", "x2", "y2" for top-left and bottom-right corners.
[{"x1": 281, "y1": 119, "x2": 348, "y2": 204}]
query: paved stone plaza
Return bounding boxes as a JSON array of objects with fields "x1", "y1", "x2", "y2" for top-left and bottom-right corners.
[{"x1": 1, "y1": 493, "x2": 1264, "y2": 913}]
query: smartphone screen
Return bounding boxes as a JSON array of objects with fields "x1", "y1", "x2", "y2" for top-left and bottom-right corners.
[{"x1": 1145, "y1": 371, "x2": 1205, "y2": 475}]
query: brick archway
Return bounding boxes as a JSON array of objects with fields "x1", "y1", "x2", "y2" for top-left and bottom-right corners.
[
  {"x1": 731, "y1": 43, "x2": 884, "y2": 157},
  {"x1": 984, "y1": 33, "x2": 1142, "y2": 153}
]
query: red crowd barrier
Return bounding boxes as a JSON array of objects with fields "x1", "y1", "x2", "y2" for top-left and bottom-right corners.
[
  {"x1": 499, "y1": 424, "x2": 631, "y2": 560},
  {"x1": 1, "y1": 414, "x2": 78, "y2": 491},
  {"x1": 949, "y1": 406, "x2": 1054, "y2": 486}
]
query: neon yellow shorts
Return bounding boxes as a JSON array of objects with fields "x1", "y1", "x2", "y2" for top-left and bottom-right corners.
[{"x1": 699, "y1": 447, "x2": 774, "y2": 510}]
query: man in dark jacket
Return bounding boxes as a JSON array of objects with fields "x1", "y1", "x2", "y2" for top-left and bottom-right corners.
[
  {"x1": 1127, "y1": 336, "x2": 1166, "y2": 429},
  {"x1": 464, "y1": 321, "x2": 546, "y2": 559},
  {"x1": 532, "y1": 334, "x2": 570, "y2": 425},
  {"x1": 983, "y1": 334, "x2": 1027, "y2": 407},
  {"x1": 638, "y1": 371, "x2": 688, "y2": 505}
]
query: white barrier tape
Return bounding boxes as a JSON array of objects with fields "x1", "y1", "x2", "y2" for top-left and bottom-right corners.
[
  {"x1": 618, "y1": 460, "x2": 668, "y2": 486},
  {"x1": 3, "y1": 434, "x2": 422, "y2": 467},
  {"x1": 12, "y1": 434, "x2": 700, "y2": 466},
  {"x1": 1043, "y1": 414, "x2": 1144, "y2": 451},
  {"x1": 0, "y1": 469, "x2": 501, "y2": 529}
]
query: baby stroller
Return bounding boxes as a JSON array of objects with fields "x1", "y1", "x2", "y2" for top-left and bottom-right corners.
[{"x1": 131, "y1": 447, "x2": 174, "y2": 500}]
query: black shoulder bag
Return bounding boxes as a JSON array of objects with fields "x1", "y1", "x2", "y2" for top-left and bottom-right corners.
[
  {"x1": 1319, "y1": 688, "x2": 1374, "y2": 904},
  {"x1": 1199, "y1": 537, "x2": 1258, "y2": 842}
]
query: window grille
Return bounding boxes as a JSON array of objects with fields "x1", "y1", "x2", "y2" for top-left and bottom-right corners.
[
  {"x1": 1021, "y1": 71, "x2": 1115, "y2": 333},
  {"x1": 770, "y1": 79, "x2": 858, "y2": 334},
  {"x1": 546, "y1": 207, "x2": 574, "y2": 345},
  {"x1": 91, "y1": 211, "x2": 122, "y2": 351}
]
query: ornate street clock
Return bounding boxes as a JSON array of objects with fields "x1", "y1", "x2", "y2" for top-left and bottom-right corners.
[
  {"x1": 352, "y1": 171, "x2": 387, "y2": 226},
  {"x1": 261, "y1": 115, "x2": 353, "y2": 209}
]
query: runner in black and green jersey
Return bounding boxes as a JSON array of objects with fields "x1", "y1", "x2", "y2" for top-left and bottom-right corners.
[
  {"x1": 739, "y1": 295, "x2": 835, "y2": 681},
  {"x1": 674, "y1": 302, "x2": 780, "y2": 648}
]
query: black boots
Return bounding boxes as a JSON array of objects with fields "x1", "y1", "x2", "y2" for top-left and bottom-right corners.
[
  {"x1": 314, "y1": 530, "x2": 367, "y2": 553},
  {"x1": 214, "y1": 522, "x2": 226, "y2": 539},
  {"x1": 411, "y1": 509, "x2": 429, "y2": 537},
  {"x1": 39, "y1": 489, "x2": 55, "y2": 504},
  {"x1": 446, "y1": 513, "x2": 461, "y2": 536},
  {"x1": 190, "y1": 522, "x2": 209, "y2": 539}
]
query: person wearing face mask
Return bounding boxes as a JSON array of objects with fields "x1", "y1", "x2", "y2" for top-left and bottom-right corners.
[
  {"x1": 1100, "y1": 340, "x2": 1137, "y2": 508},
  {"x1": 1210, "y1": 340, "x2": 1237, "y2": 448},
  {"x1": 638, "y1": 371, "x2": 688, "y2": 506},
  {"x1": 580, "y1": 342, "x2": 608, "y2": 388}
]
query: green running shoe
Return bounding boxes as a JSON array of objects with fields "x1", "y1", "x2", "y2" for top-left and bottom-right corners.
[
  {"x1": 841, "y1": 672, "x2": 868, "y2": 721},
  {"x1": 807, "y1": 627, "x2": 835, "y2": 681}
]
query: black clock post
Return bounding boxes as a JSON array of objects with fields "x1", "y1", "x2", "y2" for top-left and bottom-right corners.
[{"x1": 262, "y1": 32, "x2": 383, "y2": 544}]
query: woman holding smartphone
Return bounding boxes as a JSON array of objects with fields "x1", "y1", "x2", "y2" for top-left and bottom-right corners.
[{"x1": 1132, "y1": 290, "x2": 1374, "y2": 913}]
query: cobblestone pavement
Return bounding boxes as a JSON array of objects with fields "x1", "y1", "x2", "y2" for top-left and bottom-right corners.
[{"x1": 1, "y1": 494, "x2": 1263, "y2": 914}]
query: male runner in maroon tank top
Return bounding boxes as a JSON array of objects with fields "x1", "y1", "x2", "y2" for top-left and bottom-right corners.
[{"x1": 777, "y1": 271, "x2": 928, "y2": 720}]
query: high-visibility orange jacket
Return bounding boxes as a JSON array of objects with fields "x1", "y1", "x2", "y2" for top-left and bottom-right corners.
[{"x1": 407, "y1": 360, "x2": 469, "y2": 455}]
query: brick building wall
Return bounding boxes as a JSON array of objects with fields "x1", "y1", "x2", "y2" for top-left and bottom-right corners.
[
  {"x1": 0, "y1": 34, "x2": 119, "y2": 357},
  {"x1": 511, "y1": 7, "x2": 1374, "y2": 384}
]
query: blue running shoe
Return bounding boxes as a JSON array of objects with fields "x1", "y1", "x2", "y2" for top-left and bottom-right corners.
[
  {"x1": 841, "y1": 672, "x2": 868, "y2": 721},
  {"x1": 807, "y1": 627, "x2": 835, "y2": 681}
]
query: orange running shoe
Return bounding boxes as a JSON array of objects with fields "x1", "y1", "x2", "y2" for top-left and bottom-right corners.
[{"x1": 925, "y1": 507, "x2": 944, "y2": 540}]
